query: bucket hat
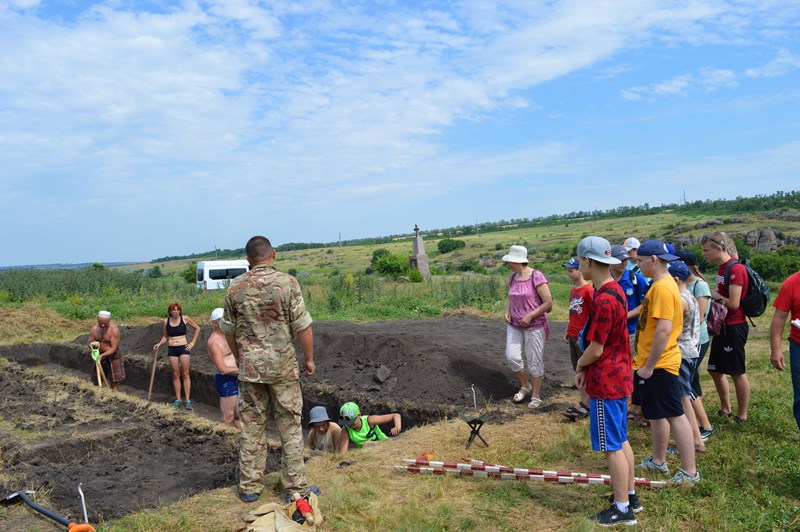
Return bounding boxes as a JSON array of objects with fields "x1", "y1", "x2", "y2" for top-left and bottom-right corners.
[
  {"x1": 308, "y1": 406, "x2": 332, "y2": 426},
  {"x1": 502, "y1": 245, "x2": 529, "y2": 264}
]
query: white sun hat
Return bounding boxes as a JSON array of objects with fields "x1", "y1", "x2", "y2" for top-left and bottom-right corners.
[{"x1": 501, "y1": 245, "x2": 529, "y2": 264}]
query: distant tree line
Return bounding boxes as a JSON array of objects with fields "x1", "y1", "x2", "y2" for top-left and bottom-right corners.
[{"x1": 152, "y1": 190, "x2": 799, "y2": 263}]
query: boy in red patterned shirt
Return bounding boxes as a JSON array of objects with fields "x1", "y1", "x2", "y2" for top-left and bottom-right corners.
[{"x1": 575, "y1": 236, "x2": 637, "y2": 526}]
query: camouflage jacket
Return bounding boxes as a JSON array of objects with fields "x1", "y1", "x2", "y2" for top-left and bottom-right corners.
[{"x1": 220, "y1": 264, "x2": 313, "y2": 383}]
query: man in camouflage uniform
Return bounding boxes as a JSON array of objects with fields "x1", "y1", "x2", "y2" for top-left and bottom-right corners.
[{"x1": 221, "y1": 236, "x2": 316, "y2": 503}]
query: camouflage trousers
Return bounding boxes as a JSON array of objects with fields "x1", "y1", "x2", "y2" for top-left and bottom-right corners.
[{"x1": 238, "y1": 379, "x2": 307, "y2": 495}]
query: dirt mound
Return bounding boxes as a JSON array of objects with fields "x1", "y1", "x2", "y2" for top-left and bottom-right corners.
[{"x1": 71, "y1": 315, "x2": 574, "y2": 412}]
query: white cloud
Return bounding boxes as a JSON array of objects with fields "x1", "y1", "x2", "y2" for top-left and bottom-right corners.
[
  {"x1": 746, "y1": 49, "x2": 800, "y2": 78},
  {"x1": 621, "y1": 67, "x2": 736, "y2": 100}
]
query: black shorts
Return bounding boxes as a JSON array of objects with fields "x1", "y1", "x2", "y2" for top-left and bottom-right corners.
[
  {"x1": 707, "y1": 322, "x2": 748, "y2": 375},
  {"x1": 568, "y1": 336, "x2": 582, "y2": 371},
  {"x1": 168, "y1": 345, "x2": 190, "y2": 357},
  {"x1": 631, "y1": 368, "x2": 684, "y2": 420}
]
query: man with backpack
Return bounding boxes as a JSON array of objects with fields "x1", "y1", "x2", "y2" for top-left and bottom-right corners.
[{"x1": 701, "y1": 231, "x2": 750, "y2": 423}]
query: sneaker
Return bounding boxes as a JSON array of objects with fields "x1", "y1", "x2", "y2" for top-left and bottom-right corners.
[
  {"x1": 588, "y1": 504, "x2": 637, "y2": 527},
  {"x1": 237, "y1": 488, "x2": 260, "y2": 503},
  {"x1": 699, "y1": 426, "x2": 715, "y2": 441},
  {"x1": 527, "y1": 396, "x2": 543, "y2": 409},
  {"x1": 606, "y1": 493, "x2": 643, "y2": 514},
  {"x1": 170, "y1": 399, "x2": 182, "y2": 408},
  {"x1": 636, "y1": 456, "x2": 669, "y2": 474},
  {"x1": 185, "y1": 400, "x2": 193, "y2": 411},
  {"x1": 513, "y1": 386, "x2": 532, "y2": 403},
  {"x1": 671, "y1": 468, "x2": 701, "y2": 484}
]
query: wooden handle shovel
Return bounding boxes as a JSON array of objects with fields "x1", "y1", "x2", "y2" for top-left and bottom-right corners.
[
  {"x1": 147, "y1": 347, "x2": 160, "y2": 401},
  {"x1": 96, "y1": 362, "x2": 111, "y2": 389}
]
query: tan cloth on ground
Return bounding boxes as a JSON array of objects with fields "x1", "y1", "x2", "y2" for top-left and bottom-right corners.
[{"x1": 245, "y1": 493, "x2": 322, "y2": 531}]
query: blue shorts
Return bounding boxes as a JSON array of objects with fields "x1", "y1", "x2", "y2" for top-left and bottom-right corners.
[
  {"x1": 214, "y1": 373, "x2": 239, "y2": 397},
  {"x1": 631, "y1": 369, "x2": 684, "y2": 420},
  {"x1": 590, "y1": 397, "x2": 628, "y2": 452}
]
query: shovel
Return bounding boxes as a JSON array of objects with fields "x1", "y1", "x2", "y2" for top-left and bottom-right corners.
[
  {"x1": 147, "y1": 346, "x2": 160, "y2": 401},
  {"x1": 89, "y1": 342, "x2": 111, "y2": 389},
  {"x1": 1, "y1": 490, "x2": 96, "y2": 531}
]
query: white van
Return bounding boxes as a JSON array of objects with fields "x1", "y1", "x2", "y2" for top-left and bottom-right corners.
[{"x1": 196, "y1": 260, "x2": 250, "y2": 290}]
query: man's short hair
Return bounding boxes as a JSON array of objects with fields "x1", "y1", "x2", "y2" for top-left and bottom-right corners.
[{"x1": 245, "y1": 236, "x2": 273, "y2": 260}]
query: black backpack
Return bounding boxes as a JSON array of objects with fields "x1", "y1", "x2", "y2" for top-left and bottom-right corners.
[{"x1": 723, "y1": 259, "x2": 770, "y2": 318}]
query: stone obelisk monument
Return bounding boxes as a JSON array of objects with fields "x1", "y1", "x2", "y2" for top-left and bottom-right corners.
[{"x1": 409, "y1": 224, "x2": 430, "y2": 280}]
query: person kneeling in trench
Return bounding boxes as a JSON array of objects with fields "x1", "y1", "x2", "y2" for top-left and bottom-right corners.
[
  {"x1": 306, "y1": 406, "x2": 344, "y2": 454},
  {"x1": 337, "y1": 402, "x2": 401, "y2": 454}
]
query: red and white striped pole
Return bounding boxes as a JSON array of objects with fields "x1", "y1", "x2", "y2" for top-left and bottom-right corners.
[{"x1": 398, "y1": 460, "x2": 674, "y2": 488}]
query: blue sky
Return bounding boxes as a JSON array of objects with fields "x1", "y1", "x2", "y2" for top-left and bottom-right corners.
[{"x1": 1, "y1": 1, "x2": 799, "y2": 267}]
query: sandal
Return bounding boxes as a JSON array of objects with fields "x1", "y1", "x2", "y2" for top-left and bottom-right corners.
[
  {"x1": 513, "y1": 386, "x2": 532, "y2": 403},
  {"x1": 527, "y1": 396, "x2": 543, "y2": 409},
  {"x1": 716, "y1": 409, "x2": 733, "y2": 418},
  {"x1": 732, "y1": 415, "x2": 747, "y2": 423},
  {"x1": 562, "y1": 404, "x2": 589, "y2": 421}
]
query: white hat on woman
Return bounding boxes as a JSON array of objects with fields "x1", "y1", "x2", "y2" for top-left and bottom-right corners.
[{"x1": 502, "y1": 245, "x2": 529, "y2": 264}]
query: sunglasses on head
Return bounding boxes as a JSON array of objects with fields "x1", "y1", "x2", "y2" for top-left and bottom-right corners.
[{"x1": 701, "y1": 235, "x2": 724, "y2": 248}]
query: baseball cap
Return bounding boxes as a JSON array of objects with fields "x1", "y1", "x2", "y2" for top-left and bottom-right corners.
[
  {"x1": 665, "y1": 242, "x2": 676, "y2": 255},
  {"x1": 576, "y1": 236, "x2": 621, "y2": 265},
  {"x1": 637, "y1": 239, "x2": 679, "y2": 261},
  {"x1": 622, "y1": 237, "x2": 641, "y2": 251},
  {"x1": 562, "y1": 257, "x2": 579, "y2": 269},
  {"x1": 338, "y1": 402, "x2": 360, "y2": 426},
  {"x1": 675, "y1": 249, "x2": 697, "y2": 266},
  {"x1": 667, "y1": 260, "x2": 691, "y2": 281},
  {"x1": 610, "y1": 244, "x2": 629, "y2": 261},
  {"x1": 210, "y1": 308, "x2": 224, "y2": 322}
]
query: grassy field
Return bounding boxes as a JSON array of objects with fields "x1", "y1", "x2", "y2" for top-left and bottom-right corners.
[{"x1": 1, "y1": 210, "x2": 799, "y2": 530}]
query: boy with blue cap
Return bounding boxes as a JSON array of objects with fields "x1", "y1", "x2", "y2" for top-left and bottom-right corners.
[
  {"x1": 633, "y1": 240, "x2": 700, "y2": 484},
  {"x1": 562, "y1": 256, "x2": 593, "y2": 420}
]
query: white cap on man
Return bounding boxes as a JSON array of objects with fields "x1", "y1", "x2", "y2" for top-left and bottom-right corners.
[
  {"x1": 98, "y1": 310, "x2": 111, "y2": 319},
  {"x1": 210, "y1": 308, "x2": 224, "y2": 322},
  {"x1": 623, "y1": 237, "x2": 641, "y2": 252}
]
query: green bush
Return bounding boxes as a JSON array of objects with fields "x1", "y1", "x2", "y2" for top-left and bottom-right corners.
[
  {"x1": 373, "y1": 254, "x2": 410, "y2": 278},
  {"x1": 458, "y1": 259, "x2": 485, "y2": 273},
  {"x1": 437, "y1": 238, "x2": 466, "y2": 254},
  {"x1": 288, "y1": 268, "x2": 298, "y2": 277},
  {"x1": 409, "y1": 269, "x2": 423, "y2": 282},
  {"x1": 180, "y1": 262, "x2": 197, "y2": 284}
]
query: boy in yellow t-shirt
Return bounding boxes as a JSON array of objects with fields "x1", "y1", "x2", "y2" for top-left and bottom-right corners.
[{"x1": 632, "y1": 240, "x2": 700, "y2": 485}]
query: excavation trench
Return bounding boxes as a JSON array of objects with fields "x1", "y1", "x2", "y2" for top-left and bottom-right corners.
[{"x1": 0, "y1": 316, "x2": 573, "y2": 523}]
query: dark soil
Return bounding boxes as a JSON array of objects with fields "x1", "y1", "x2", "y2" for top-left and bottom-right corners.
[{"x1": 0, "y1": 315, "x2": 574, "y2": 526}]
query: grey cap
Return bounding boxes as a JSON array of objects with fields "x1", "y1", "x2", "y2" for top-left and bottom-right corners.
[
  {"x1": 576, "y1": 236, "x2": 621, "y2": 265},
  {"x1": 308, "y1": 406, "x2": 331, "y2": 426},
  {"x1": 610, "y1": 244, "x2": 629, "y2": 261}
]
